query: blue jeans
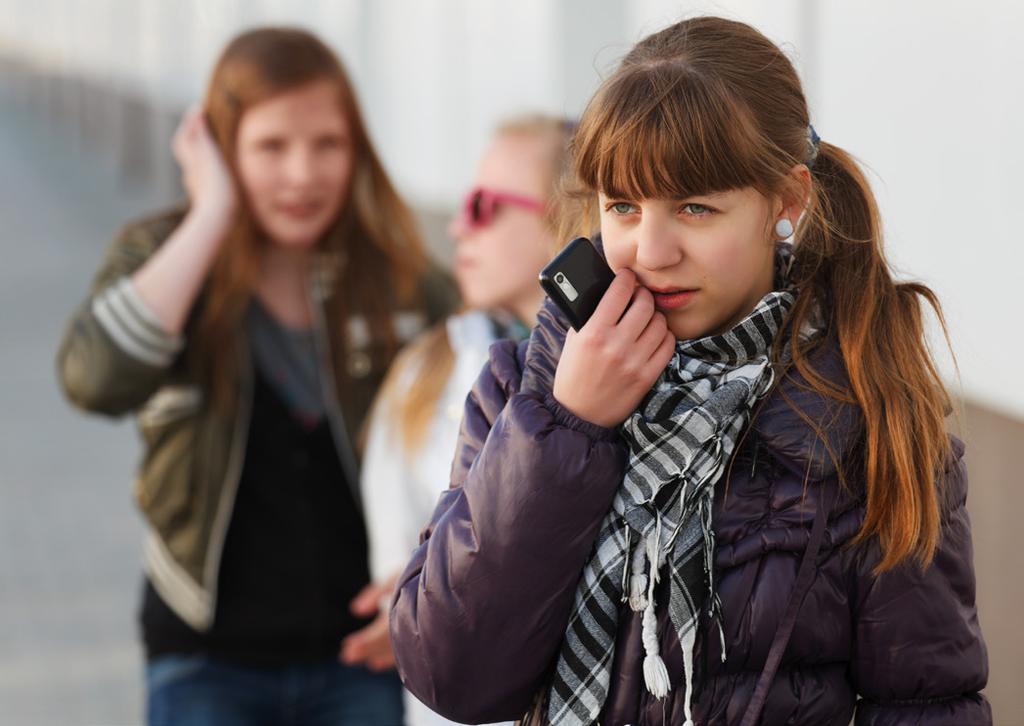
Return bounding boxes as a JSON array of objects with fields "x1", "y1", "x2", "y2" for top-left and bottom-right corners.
[{"x1": 146, "y1": 655, "x2": 404, "y2": 726}]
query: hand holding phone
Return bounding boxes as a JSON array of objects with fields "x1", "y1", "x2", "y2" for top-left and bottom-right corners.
[{"x1": 543, "y1": 241, "x2": 676, "y2": 428}]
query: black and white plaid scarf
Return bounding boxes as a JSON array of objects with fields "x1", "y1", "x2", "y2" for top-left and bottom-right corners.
[{"x1": 545, "y1": 248, "x2": 796, "y2": 726}]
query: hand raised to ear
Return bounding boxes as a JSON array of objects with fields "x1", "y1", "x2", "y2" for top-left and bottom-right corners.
[{"x1": 171, "y1": 105, "x2": 236, "y2": 223}]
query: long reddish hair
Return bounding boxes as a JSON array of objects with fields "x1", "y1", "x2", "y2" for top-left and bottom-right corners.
[
  {"x1": 197, "y1": 27, "x2": 427, "y2": 411},
  {"x1": 563, "y1": 16, "x2": 952, "y2": 572}
]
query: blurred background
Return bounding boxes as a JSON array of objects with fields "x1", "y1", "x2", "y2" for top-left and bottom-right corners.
[{"x1": 0, "y1": 1, "x2": 1020, "y2": 724}]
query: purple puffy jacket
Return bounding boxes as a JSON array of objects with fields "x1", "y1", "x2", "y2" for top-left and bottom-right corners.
[{"x1": 390, "y1": 299, "x2": 990, "y2": 725}]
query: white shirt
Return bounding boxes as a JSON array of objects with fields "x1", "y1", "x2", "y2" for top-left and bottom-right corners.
[{"x1": 361, "y1": 311, "x2": 513, "y2": 726}]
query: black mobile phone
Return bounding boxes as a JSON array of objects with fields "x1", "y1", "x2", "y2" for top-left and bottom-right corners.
[{"x1": 539, "y1": 237, "x2": 616, "y2": 331}]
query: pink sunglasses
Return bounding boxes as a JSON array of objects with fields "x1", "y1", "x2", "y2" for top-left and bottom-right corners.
[{"x1": 460, "y1": 186, "x2": 544, "y2": 230}]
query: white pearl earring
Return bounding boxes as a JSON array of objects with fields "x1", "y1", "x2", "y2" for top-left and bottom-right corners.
[{"x1": 775, "y1": 218, "x2": 794, "y2": 239}]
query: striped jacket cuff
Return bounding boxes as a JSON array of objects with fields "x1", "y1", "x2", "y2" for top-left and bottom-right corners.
[{"x1": 91, "y1": 277, "x2": 184, "y2": 367}]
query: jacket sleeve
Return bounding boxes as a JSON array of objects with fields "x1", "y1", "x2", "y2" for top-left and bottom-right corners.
[
  {"x1": 851, "y1": 438, "x2": 991, "y2": 725},
  {"x1": 389, "y1": 339, "x2": 627, "y2": 724},
  {"x1": 56, "y1": 221, "x2": 184, "y2": 417}
]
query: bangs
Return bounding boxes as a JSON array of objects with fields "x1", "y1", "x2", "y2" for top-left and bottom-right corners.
[{"x1": 574, "y1": 65, "x2": 775, "y2": 200}]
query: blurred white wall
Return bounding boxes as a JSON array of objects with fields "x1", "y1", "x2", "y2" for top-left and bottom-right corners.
[
  {"x1": 1, "y1": 0, "x2": 1020, "y2": 418},
  {"x1": 812, "y1": 1, "x2": 1024, "y2": 421}
]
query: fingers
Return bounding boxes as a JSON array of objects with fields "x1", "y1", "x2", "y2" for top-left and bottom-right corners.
[
  {"x1": 193, "y1": 110, "x2": 217, "y2": 150},
  {"x1": 617, "y1": 286, "x2": 656, "y2": 339},
  {"x1": 635, "y1": 307, "x2": 669, "y2": 357},
  {"x1": 172, "y1": 105, "x2": 219, "y2": 166},
  {"x1": 620, "y1": 306, "x2": 673, "y2": 389},
  {"x1": 339, "y1": 623, "x2": 371, "y2": 664},
  {"x1": 171, "y1": 106, "x2": 203, "y2": 158},
  {"x1": 642, "y1": 329, "x2": 677, "y2": 380},
  {"x1": 367, "y1": 652, "x2": 397, "y2": 672},
  {"x1": 587, "y1": 268, "x2": 636, "y2": 328},
  {"x1": 180, "y1": 105, "x2": 205, "y2": 135},
  {"x1": 349, "y1": 581, "x2": 385, "y2": 617},
  {"x1": 339, "y1": 613, "x2": 391, "y2": 666}
]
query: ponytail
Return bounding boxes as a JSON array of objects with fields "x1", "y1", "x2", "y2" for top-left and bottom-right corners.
[{"x1": 789, "y1": 141, "x2": 953, "y2": 572}]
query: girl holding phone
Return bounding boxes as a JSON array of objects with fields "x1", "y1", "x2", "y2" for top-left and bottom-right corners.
[
  {"x1": 57, "y1": 27, "x2": 456, "y2": 725},
  {"x1": 389, "y1": 16, "x2": 989, "y2": 726}
]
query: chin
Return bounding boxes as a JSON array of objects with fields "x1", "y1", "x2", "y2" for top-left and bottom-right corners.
[
  {"x1": 265, "y1": 222, "x2": 330, "y2": 249},
  {"x1": 459, "y1": 289, "x2": 492, "y2": 311},
  {"x1": 466, "y1": 284, "x2": 515, "y2": 314},
  {"x1": 666, "y1": 315, "x2": 709, "y2": 342},
  {"x1": 272, "y1": 235, "x2": 321, "y2": 249}
]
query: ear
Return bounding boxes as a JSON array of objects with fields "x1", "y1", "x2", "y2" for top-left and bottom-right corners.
[{"x1": 776, "y1": 163, "x2": 813, "y2": 221}]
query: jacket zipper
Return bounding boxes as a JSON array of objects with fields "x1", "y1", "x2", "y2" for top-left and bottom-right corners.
[
  {"x1": 309, "y1": 274, "x2": 363, "y2": 511},
  {"x1": 201, "y1": 340, "x2": 254, "y2": 628}
]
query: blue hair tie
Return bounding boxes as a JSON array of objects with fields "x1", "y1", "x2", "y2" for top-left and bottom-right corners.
[{"x1": 807, "y1": 124, "x2": 821, "y2": 166}]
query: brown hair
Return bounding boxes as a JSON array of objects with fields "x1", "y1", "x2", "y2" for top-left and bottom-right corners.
[
  {"x1": 563, "y1": 16, "x2": 953, "y2": 572},
  {"x1": 197, "y1": 27, "x2": 427, "y2": 411},
  {"x1": 387, "y1": 115, "x2": 573, "y2": 454}
]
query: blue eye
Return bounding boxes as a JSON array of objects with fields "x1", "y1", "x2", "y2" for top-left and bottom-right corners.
[
  {"x1": 682, "y1": 203, "x2": 711, "y2": 216},
  {"x1": 610, "y1": 202, "x2": 635, "y2": 215}
]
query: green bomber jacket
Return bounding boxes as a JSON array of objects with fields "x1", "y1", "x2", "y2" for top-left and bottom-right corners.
[{"x1": 56, "y1": 208, "x2": 458, "y2": 631}]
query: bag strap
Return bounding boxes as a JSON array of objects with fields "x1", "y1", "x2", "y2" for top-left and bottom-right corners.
[{"x1": 740, "y1": 493, "x2": 828, "y2": 726}]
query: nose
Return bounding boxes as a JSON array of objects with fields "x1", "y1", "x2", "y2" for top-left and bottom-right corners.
[
  {"x1": 283, "y1": 145, "x2": 316, "y2": 186},
  {"x1": 448, "y1": 210, "x2": 471, "y2": 241},
  {"x1": 634, "y1": 215, "x2": 683, "y2": 271}
]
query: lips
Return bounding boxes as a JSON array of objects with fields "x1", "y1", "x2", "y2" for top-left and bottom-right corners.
[
  {"x1": 277, "y1": 200, "x2": 324, "y2": 218},
  {"x1": 647, "y1": 286, "x2": 699, "y2": 310}
]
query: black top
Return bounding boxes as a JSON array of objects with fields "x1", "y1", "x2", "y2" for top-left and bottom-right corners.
[{"x1": 141, "y1": 369, "x2": 371, "y2": 664}]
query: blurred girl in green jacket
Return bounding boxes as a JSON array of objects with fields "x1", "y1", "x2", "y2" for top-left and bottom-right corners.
[{"x1": 57, "y1": 27, "x2": 455, "y2": 726}]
